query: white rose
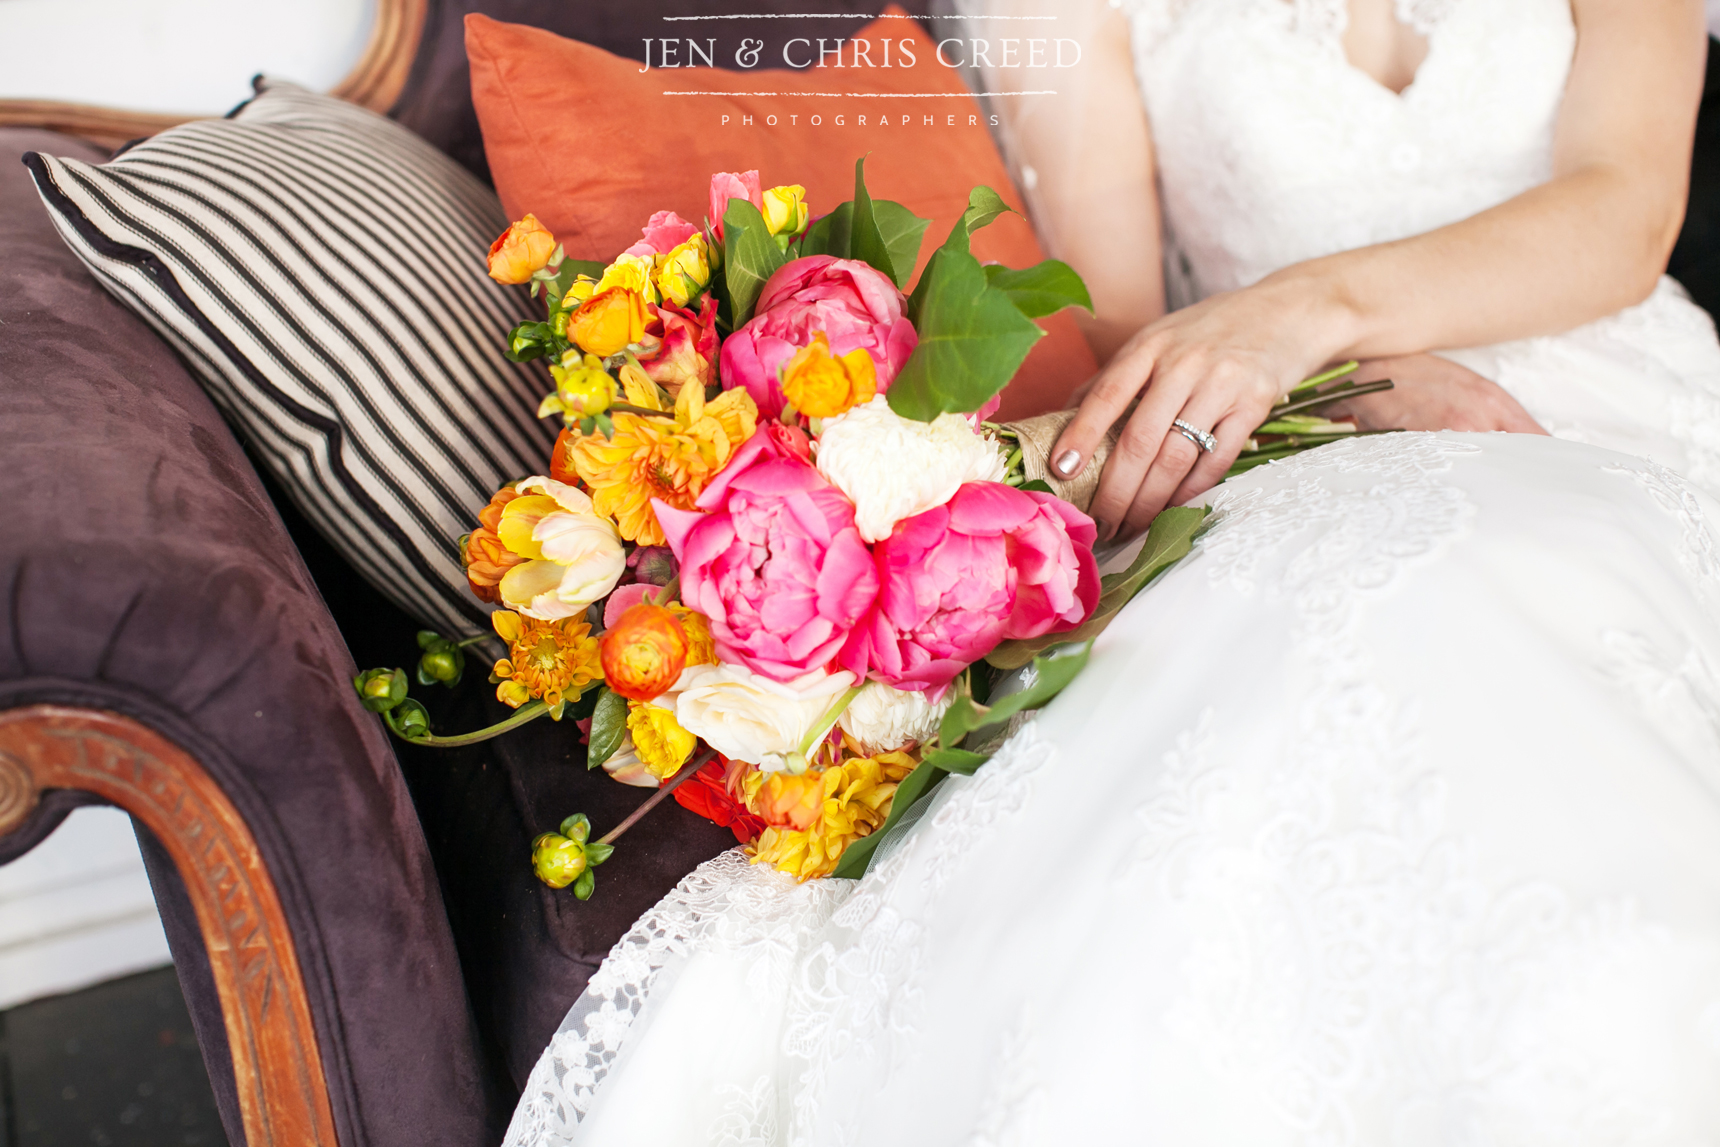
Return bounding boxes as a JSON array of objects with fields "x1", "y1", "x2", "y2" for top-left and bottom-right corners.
[
  {"x1": 814, "y1": 395, "x2": 1009, "y2": 542},
  {"x1": 675, "y1": 664, "x2": 855, "y2": 768},
  {"x1": 838, "y1": 680, "x2": 951, "y2": 755},
  {"x1": 497, "y1": 476, "x2": 626, "y2": 620}
]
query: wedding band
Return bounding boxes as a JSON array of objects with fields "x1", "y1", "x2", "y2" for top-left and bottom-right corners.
[{"x1": 1172, "y1": 418, "x2": 1218, "y2": 454}]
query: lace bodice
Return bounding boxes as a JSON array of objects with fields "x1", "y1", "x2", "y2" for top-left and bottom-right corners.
[{"x1": 1124, "y1": 0, "x2": 1576, "y2": 301}]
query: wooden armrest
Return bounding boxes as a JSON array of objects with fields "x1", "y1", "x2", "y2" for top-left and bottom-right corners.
[{"x1": 0, "y1": 705, "x2": 338, "y2": 1147}]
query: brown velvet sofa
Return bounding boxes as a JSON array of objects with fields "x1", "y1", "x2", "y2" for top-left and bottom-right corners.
[{"x1": 1, "y1": 6, "x2": 1715, "y2": 1145}]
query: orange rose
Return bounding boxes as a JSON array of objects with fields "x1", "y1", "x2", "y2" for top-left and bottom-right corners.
[
  {"x1": 779, "y1": 331, "x2": 876, "y2": 418},
  {"x1": 599, "y1": 602, "x2": 689, "y2": 701},
  {"x1": 462, "y1": 484, "x2": 526, "y2": 603},
  {"x1": 568, "y1": 287, "x2": 652, "y2": 358},
  {"x1": 486, "y1": 214, "x2": 557, "y2": 284}
]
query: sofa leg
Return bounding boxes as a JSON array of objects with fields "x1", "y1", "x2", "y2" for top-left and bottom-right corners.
[{"x1": 0, "y1": 705, "x2": 339, "y2": 1147}]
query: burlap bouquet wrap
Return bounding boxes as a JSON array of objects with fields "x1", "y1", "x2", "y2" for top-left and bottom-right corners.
[{"x1": 1001, "y1": 410, "x2": 1123, "y2": 516}]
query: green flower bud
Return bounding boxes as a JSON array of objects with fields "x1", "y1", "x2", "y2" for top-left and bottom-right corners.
[
  {"x1": 559, "y1": 813, "x2": 591, "y2": 843},
  {"x1": 414, "y1": 632, "x2": 466, "y2": 689},
  {"x1": 354, "y1": 668, "x2": 408, "y2": 713},
  {"x1": 531, "y1": 831, "x2": 588, "y2": 889},
  {"x1": 390, "y1": 698, "x2": 431, "y2": 740}
]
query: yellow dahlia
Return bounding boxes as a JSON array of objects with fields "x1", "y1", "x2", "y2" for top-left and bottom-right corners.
[
  {"x1": 627, "y1": 701, "x2": 697, "y2": 781},
  {"x1": 747, "y1": 744, "x2": 916, "y2": 881},
  {"x1": 565, "y1": 364, "x2": 758, "y2": 545},
  {"x1": 490, "y1": 609, "x2": 603, "y2": 719},
  {"x1": 667, "y1": 604, "x2": 717, "y2": 667}
]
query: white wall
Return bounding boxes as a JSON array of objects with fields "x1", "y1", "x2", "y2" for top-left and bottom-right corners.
[
  {"x1": 0, "y1": 808, "x2": 172, "y2": 1009},
  {"x1": 0, "y1": 0, "x2": 376, "y2": 115}
]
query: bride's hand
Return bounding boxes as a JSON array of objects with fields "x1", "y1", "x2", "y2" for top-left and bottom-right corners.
[
  {"x1": 1050, "y1": 283, "x2": 1329, "y2": 540},
  {"x1": 1320, "y1": 354, "x2": 1551, "y2": 436}
]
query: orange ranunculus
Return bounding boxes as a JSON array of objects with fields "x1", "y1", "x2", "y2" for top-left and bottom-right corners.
[
  {"x1": 486, "y1": 214, "x2": 557, "y2": 284},
  {"x1": 568, "y1": 287, "x2": 652, "y2": 358},
  {"x1": 599, "y1": 602, "x2": 689, "y2": 701},
  {"x1": 567, "y1": 365, "x2": 758, "y2": 545},
  {"x1": 741, "y1": 768, "x2": 826, "y2": 831},
  {"x1": 463, "y1": 483, "x2": 526, "y2": 603},
  {"x1": 550, "y1": 427, "x2": 579, "y2": 486},
  {"x1": 779, "y1": 331, "x2": 876, "y2": 418}
]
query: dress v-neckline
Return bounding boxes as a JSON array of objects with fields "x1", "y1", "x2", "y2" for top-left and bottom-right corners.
[{"x1": 1294, "y1": 0, "x2": 1442, "y2": 100}]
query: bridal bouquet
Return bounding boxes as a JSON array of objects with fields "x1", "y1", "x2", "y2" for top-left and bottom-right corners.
[
  {"x1": 353, "y1": 163, "x2": 1145, "y2": 899},
  {"x1": 353, "y1": 163, "x2": 1393, "y2": 899}
]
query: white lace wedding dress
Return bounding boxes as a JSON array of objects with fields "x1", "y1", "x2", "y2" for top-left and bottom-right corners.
[{"x1": 505, "y1": 1, "x2": 1720, "y2": 1143}]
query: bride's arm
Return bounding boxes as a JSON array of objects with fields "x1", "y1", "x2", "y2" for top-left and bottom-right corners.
[
  {"x1": 988, "y1": 3, "x2": 1165, "y2": 362},
  {"x1": 1051, "y1": 0, "x2": 1708, "y2": 539}
]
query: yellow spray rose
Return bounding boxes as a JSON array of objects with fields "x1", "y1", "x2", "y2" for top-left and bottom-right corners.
[
  {"x1": 594, "y1": 253, "x2": 659, "y2": 304},
  {"x1": 654, "y1": 235, "x2": 712, "y2": 308},
  {"x1": 761, "y1": 185, "x2": 810, "y2": 240}
]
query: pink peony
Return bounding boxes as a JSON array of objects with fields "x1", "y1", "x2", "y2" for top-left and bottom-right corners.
[
  {"x1": 655, "y1": 428, "x2": 880, "y2": 682},
  {"x1": 708, "y1": 170, "x2": 763, "y2": 241},
  {"x1": 623, "y1": 210, "x2": 700, "y2": 259},
  {"x1": 719, "y1": 256, "x2": 918, "y2": 419},
  {"x1": 840, "y1": 482, "x2": 1100, "y2": 692}
]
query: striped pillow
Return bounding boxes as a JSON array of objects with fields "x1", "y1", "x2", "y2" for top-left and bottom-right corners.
[{"x1": 25, "y1": 78, "x2": 553, "y2": 639}]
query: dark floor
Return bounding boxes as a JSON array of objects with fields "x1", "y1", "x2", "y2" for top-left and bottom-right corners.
[{"x1": 0, "y1": 968, "x2": 227, "y2": 1147}]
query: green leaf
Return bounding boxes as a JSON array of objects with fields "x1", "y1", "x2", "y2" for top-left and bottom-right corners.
[
  {"x1": 723, "y1": 198, "x2": 789, "y2": 327},
  {"x1": 799, "y1": 201, "x2": 852, "y2": 259},
  {"x1": 888, "y1": 244, "x2": 1044, "y2": 421},
  {"x1": 872, "y1": 201, "x2": 931, "y2": 287},
  {"x1": 1019, "y1": 479, "x2": 1053, "y2": 494},
  {"x1": 830, "y1": 760, "x2": 948, "y2": 879},
  {"x1": 984, "y1": 260, "x2": 1093, "y2": 319},
  {"x1": 561, "y1": 257, "x2": 607, "y2": 280},
  {"x1": 987, "y1": 506, "x2": 1211, "y2": 670},
  {"x1": 907, "y1": 186, "x2": 1017, "y2": 322},
  {"x1": 943, "y1": 644, "x2": 1091, "y2": 744},
  {"x1": 802, "y1": 195, "x2": 928, "y2": 291},
  {"x1": 572, "y1": 869, "x2": 596, "y2": 900},
  {"x1": 848, "y1": 157, "x2": 898, "y2": 286},
  {"x1": 587, "y1": 687, "x2": 629, "y2": 769},
  {"x1": 919, "y1": 746, "x2": 990, "y2": 775},
  {"x1": 957, "y1": 185, "x2": 1013, "y2": 242},
  {"x1": 584, "y1": 841, "x2": 614, "y2": 866}
]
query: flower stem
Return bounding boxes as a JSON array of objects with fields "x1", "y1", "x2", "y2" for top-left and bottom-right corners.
[
  {"x1": 1288, "y1": 360, "x2": 1361, "y2": 394},
  {"x1": 596, "y1": 747, "x2": 716, "y2": 846},
  {"x1": 389, "y1": 700, "x2": 549, "y2": 747},
  {"x1": 610, "y1": 401, "x2": 676, "y2": 419},
  {"x1": 455, "y1": 633, "x2": 492, "y2": 648},
  {"x1": 647, "y1": 575, "x2": 682, "y2": 606},
  {"x1": 798, "y1": 684, "x2": 867, "y2": 757},
  {"x1": 1266, "y1": 378, "x2": 1394, "y2": 421}
]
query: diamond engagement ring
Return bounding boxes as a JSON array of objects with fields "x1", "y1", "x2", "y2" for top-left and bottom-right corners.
[{"x1": 1172, "y1": 418, "x2": 1218, "y2": 454}]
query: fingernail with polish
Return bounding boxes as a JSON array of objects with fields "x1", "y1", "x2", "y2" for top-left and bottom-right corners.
[{"x1": 1054, "y1": 450, "x2": 1080, "y2": 477}]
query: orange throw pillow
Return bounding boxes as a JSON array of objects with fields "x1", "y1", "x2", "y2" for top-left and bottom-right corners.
[{"x1": 465, "y1": 11, "x2": 1096, "y2": 419}]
